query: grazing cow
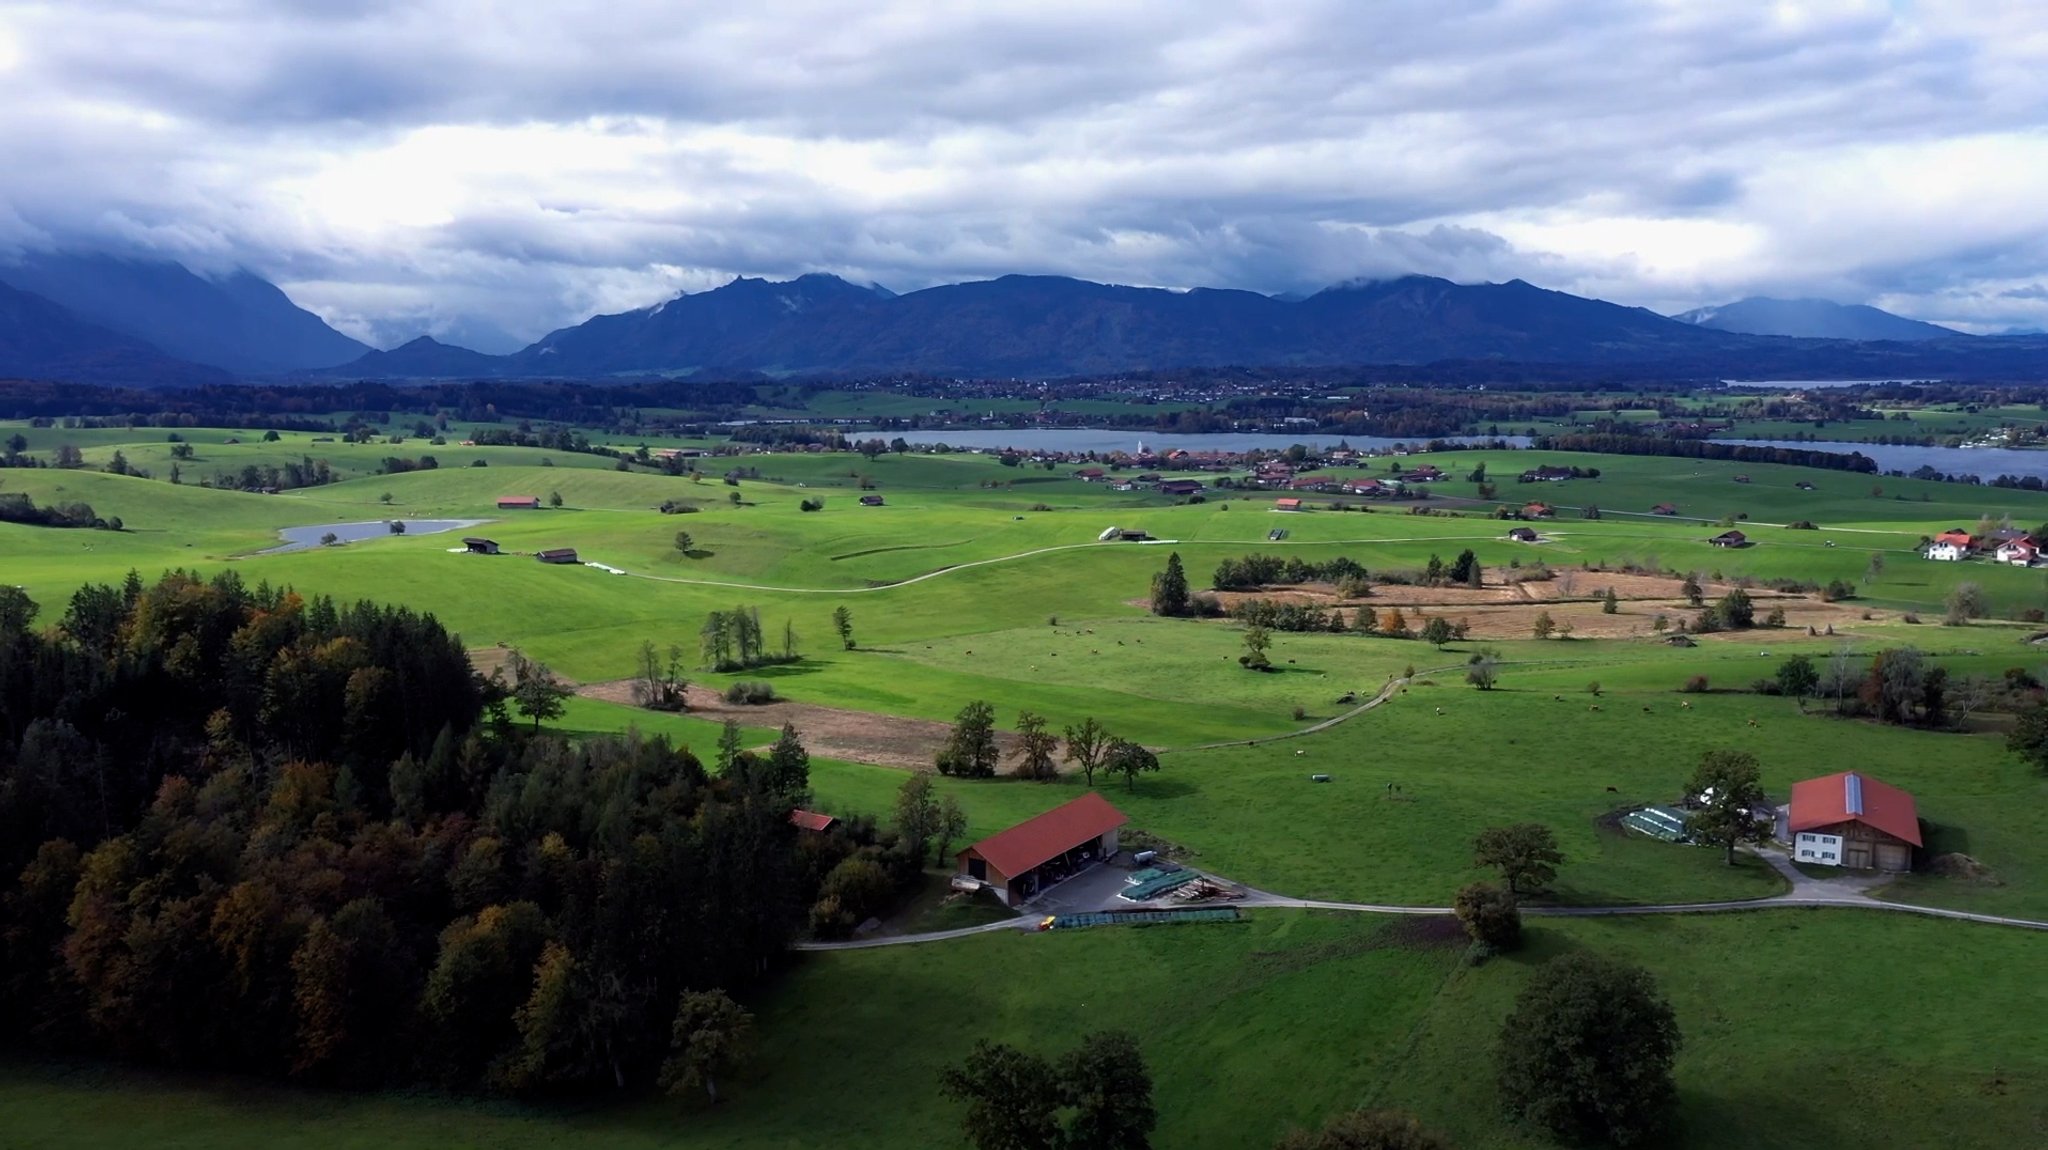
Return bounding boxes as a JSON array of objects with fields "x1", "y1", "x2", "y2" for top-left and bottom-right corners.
[
  {"x1": 1680, "y1": 701, "x2": 1691, "y2": 710},
  {"x1": 1295, "y1": 749, "x2": 1305, "y2": 756},
  {"x1": 1554, "y1": 695, "x2": 1563, "y2": 702},
  {"x1": 1589, "y1": 705, "x2": 1601, "y2": 712},
  {"x1": 1747, "y1": 718, "x2": 1758, "y2": 727},
  {"x1": 1642, "y1": 706, "x2": 1652, "y2": 713},
  {"x1": 1605, "y1": 785, "x2": 1618, "y2": 793},
  {"x1": 1434, "y1": 707, "x2": 1444, "y2": 715}
]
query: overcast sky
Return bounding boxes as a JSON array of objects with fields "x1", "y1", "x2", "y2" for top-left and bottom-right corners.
[{"x1": 3, "y1": 0, "x2": 2048, "y2": 350}]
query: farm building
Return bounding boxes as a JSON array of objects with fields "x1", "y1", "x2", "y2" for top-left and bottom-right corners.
[
  {"x1": 957, "y1": 792, "x2": 1128, "y2": 907},
  {"x1": 1650, "y1": 502, "x2": 1679, "y2": 516},
  {"x1": 1157, "y1": 480, "x2": 1204, "y2": 497},
  {"x1": 1784, "y1": 770, "x2": 1920, "y2": 872},
  {"x1": 1074, "y1": 467, "x2": 1107, "y2": 482},
  {"x1": 1709, "y1": 530, "x2": 1747, "y2": 548},
  {"x1": 536, "y1": 548, "x2": 580, "y2": 564},
  {"x1": 1521, "y1": 502, "x2": 1555, "y2": 519},
  {"x1": 1995, "y1": 537, "x2": 2039, "y2": 566},
  {"x1": 497, "y1": 495, "x2": 542, "y2": 510},
  {"x1": 788, "y1": 810, "x2": 837, "y2": 833},
  {"x1": 461, "y1": 537, "x2": 500, "y2": 555},
  {"x1": 1733, "y1": 474, "x2": 1751, "y2": 483},
  {"x1": 1520, "y1": 465, "x2": 1575, "y2": 482},
  {"x1": 859, "y1": 495, "x2": 885, "y2": 506},
  {"x1": 1924, "y1": 529, "x2": 1975, "y2": 561},
  {"x1": 1274, "y1": 497, "x2": 1303, "y2": 512},
  {"x1": 1507, "y1": 527, "x2": 1539, "y2": 542}
]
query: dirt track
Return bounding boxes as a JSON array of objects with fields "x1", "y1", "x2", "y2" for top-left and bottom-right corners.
[{"x1": 576, "y1": 681, "x2": 1044, "y2": 772}]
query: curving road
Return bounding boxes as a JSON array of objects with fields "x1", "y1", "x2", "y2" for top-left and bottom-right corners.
[{"x1": 793, "y1": 847, "x2": 2048, "y2": 951}]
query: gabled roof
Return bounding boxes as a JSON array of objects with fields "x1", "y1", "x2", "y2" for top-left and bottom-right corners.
[
  {"x1": 1789, "y1": 771, "x2": 1920, "y2": 846},
  {"x1": 962, "y1": 792, "x2": 1128, "y2": 878},
  {"x1": 788, "y1": 809, "x2": 837, "y2": 832}
]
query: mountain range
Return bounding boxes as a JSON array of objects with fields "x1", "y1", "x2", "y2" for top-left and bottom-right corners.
[{"x1": 2, "y1": 251, "x2": 2044, "y2": 385}]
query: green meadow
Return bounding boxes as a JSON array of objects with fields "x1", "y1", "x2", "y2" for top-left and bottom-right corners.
[{"x1": 5, "y1": 420, "x2": 2048, "y2": 1147}]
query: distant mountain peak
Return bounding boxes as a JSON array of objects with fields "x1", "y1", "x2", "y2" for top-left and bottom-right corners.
[{"x1": 1674, "y1": 296, "x2": 1961, "y2": 342}]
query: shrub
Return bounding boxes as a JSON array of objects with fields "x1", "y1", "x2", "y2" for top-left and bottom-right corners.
[
  {"x1": 1681, "y1": 675, "x2": 1710, "y2": 693},
  {"x1": 799, "y1": 498, "x2": 824, "y2": 512},
  {"x1": 1901, "y1": 612, "x2": 1921, "y2": 624},
  {"x1": 1785, "y1": 519, "x2": 1817, "y2": 530},
  {"x1": 2023, "y1": 608, "x2": 2046, "y2": 624},
  {"x1": 1291, "y1": 704, "x2": 1308, "y2": 721},
  {"x1": 1028, "y1": 503, "x2": 1054, "y2": 512},
  {"x1": 724, "y1": 681, "x2": 779, "y2": 705}
]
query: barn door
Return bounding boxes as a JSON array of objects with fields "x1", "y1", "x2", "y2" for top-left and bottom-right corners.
[{"x1": 1845, "y1": 842, "x2": 1873, "y2": 869}]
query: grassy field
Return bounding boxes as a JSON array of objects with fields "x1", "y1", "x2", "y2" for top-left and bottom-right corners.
[
  {"x1": 1, "y1": 909, "x2": 2039, "y2": 1150},
  {"x1": 7, "y1": 420, "x2": 2048, "y2": 1146}
]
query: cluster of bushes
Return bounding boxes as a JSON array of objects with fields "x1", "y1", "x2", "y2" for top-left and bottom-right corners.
[
  {"x1": 1229, "y1": 598, "x2": 1348, "y2": 633},
  {"x1": 1211, "y1": 553, "x2": 1369, "y2": 591},
  {"x1": 377, "y1": 455, "x2": 440, "y2": 474},
  {"x1": 725, "y1": 680, "x2": 780, "y2": 705},
  {"x1": 798, "y1": 498, "x2": 825, "y2": 512},
  {"x1": 658, "y1": 498, "x2": 702, "y2": 514},
  {"x1": 205, "y1": 456, "x2": 338, "y2": 492},
  {"x1": 0, "y1": 492, "x2": 119, "y2": 531}
]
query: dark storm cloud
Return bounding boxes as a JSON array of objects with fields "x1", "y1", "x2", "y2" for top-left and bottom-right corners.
[{"x1": 2, "y1": 0, "x2": 2046, "y2": 343}]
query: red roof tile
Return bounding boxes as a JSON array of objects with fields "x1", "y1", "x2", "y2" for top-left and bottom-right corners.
[
  {"x1": 1788, "y1": 771, "x2": 1920, "y2": 846},
  {"x1": 962, "y1": 792, "x2": 1128, "y2": 878}
]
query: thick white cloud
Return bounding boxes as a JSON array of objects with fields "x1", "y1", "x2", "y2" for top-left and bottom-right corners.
[{"x1": 3, "y1": 0, "x2": 2047, "y2": 345}]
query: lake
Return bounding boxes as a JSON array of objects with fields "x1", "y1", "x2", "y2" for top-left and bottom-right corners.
[
  {"x1": 1719, "y1": 440, "x2": 2048, "y2": 482},
  {"x1": 882, "y1": 429, "x2": 1531, "y2": 454},
  {"x1": 881, "y1": 427, "x2": 2048, "y2": 483},
  {"x1": 262, "y1": 518, "x2": 488, "y2": 554}
]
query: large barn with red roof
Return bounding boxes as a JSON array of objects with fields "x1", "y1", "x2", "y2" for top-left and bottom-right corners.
[
  {"x1": 956, "y1": 792, "x2": 1128, "y2": 906},
  {"x1": 1786, "y1": 770, "x2": 1920, "y2": 872}
]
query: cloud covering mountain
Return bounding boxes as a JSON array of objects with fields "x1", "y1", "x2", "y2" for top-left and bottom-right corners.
[{"x1": 3, "y1": 2, "x2": 2048, "y2": 343}]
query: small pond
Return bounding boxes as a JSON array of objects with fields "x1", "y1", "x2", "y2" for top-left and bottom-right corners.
[{"x1": 261, "y1": 518, "x2": 488, "y2": 554}]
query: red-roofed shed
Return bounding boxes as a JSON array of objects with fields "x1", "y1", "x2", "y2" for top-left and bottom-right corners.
[
  {"x1": 1787, "y1": 770, "x2": 1920, "y2": 872},
  {"x1": 788, "y1": 810, "x2": 837, "y2": 833},
  {"x1": 957, "y1": 792, "x2": 1128, "y2": 906}
]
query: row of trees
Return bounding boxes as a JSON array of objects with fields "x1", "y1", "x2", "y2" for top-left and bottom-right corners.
[
  {"x1": 699, "y1": 606, "x2": 801, "y2": 672},
  {"x1": 933, "y1": 703, "x2": 1160, "y2": 790},
  {"x1": 0, "y1": 491, "x2": 119, "y2": 530}
]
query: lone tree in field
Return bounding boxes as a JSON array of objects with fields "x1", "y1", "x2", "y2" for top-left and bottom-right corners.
[
  {"x1": 1712, "y1": 587, "x2": 1755, "y2": 630},
  {"x1": 1776, "y1": 653, "x2": 1819, "y2": 709},
  {"x1": 1421, "y1": 617, "x2": 1455, "y2": 650},
  {"x1": 1602, "y1": 587, "x2": 1619, "y2": 614},
  {"x1": 1151, "y1": 551, "x2": 1193, "y2": 617},
  {"x1": 1012, "y1": 710, "x2": 1062, "y2": 781},
  {"x1": 833, "y1": 605, "x2": 855, "y2": 650},
  {"x1": 1496, "y1": 953, "x2": 1681, "y2": 1147},
  {"x1": 1063, "y1": 717, "x2": 1113, "y2": 787},
  {"x1": 675, "y1": 530, "x2": 694, "y2": 554},
  {"x1": 1685, "y1": 749, "x2": 1771, "y2": 866},
  {"x1": 1466, "y1": 648, "x2": 1500, "y2": 691},
  {"x1": 1680, "y1": 572, "x2": 1704, "y2": 607},
  {"x1": 1945, "y1": 580, "x2": 1987, "y2": 626},
  {"x1": 504, "y1": 649, "x2": 571, "y2": 732},
  {"x1": 1104, "y1": 738, "x2": 1160, "y2": 792},
  {"x1": 937, "y1": 700, "x2": 1001, "y2": 777},
  {"x1": 1453, "y1": 881, "x2": 1522, "y2": 952},
  {"x1": 1241, "y1": 625, "x2": 1273, "y2": 671},
  {"x1": 658, "y1": 989, "x2": 755, "y2": 1104},
  {"x1": 1530, "y1": 611, "x2": 1556, "y2": 640},
  {"x1": 1275, "y1": 1110, "x2": 1453, "y2": 1150},
  {"x1": 1473, "y1": 823, "x2": 1563, "y2": 897},
  {"x1": 548, "y1": 490, "x2": 563, "y2": 508},
  {"x1": 1448, "y1": 548, "x2": 1480, "y2": 587}
]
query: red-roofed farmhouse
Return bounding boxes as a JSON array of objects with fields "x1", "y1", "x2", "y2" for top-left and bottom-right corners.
[
  {"x1": 1787, "y1": 770, "x2": 1920, "y2": 872},
  {"x1": 788, "y1": 809, "x2": 837, "y2": 833},
  {"x1": 957, "y1": 792, "x2": 1128, "y2": 906}
]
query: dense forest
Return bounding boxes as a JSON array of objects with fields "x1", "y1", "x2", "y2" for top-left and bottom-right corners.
[{"x1": 0, "y1": 573, "x2": 814, "y2": 1093}]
